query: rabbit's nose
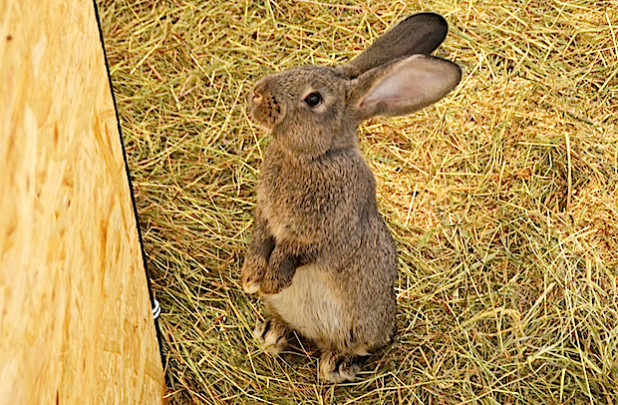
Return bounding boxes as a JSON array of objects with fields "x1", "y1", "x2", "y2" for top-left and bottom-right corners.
[
  {"x1": 251, "y1": 79, "x2": 267, "y2": 105},
  {"x1": 252, "y1": 88, "x2": 263, "y2": 105}
]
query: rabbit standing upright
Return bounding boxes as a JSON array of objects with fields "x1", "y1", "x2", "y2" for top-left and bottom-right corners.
[{"x1": 241, "y1": 12, "x2": 461, "y2": 383}]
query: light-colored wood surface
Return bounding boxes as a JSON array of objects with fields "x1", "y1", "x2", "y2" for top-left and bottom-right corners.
[{"x1": 0, "y1": 1, "x2": 166, "y2": 403}]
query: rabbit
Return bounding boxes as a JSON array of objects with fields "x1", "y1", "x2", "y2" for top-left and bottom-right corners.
[{"x1": 241, "y1": 12, "x2": 461, "y2": 383}]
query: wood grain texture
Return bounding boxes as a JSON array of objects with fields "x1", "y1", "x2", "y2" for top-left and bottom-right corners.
[{"x1": 0, "y1": 1, "x2": 165, "y2": 403}]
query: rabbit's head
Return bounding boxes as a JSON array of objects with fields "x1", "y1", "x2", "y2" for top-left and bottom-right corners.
[{"x1": 250, "y1": 13, "x2": 461, "y2": 159}]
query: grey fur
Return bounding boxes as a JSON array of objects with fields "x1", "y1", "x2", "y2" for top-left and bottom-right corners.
[{"x1": 241, "y1": 12, "x2": 461, "y2": 382}]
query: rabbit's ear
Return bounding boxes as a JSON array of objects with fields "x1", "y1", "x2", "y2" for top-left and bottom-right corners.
[
  {"x1": 351, "y1": 55, "x2": 461, "y2": 120},
  {"x1": 341, "y1": 13, "x2": 449, "y2": 77}
]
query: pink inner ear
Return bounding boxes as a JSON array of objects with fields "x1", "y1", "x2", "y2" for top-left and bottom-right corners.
[
  {"x1": 362, "y1": 68, "x2": 432, "y2": 105},
  {"x1": 359, "y1": 56, "x2": 460, "y2": 114}
]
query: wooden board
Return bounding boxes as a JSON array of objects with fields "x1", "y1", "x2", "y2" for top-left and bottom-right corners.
[{"x1": 0, "y1": 1, "x2": 166, "y2": 403}]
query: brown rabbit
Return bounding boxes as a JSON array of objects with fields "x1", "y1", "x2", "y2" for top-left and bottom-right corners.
[{"x1": 241, "y1": 12, "x2": 461, "y2": 382}]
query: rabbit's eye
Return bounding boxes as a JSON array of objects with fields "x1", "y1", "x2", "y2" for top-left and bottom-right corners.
[{"x1": 304, "y1": 92, "x2": 323, "y2": 108}]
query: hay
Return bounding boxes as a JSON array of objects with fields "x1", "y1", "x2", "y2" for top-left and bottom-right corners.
[{"x1": 97, "y1": 0, "x2": 617, "y2": 403}]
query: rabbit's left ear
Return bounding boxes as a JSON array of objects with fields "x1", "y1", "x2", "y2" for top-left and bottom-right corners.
[
  {"x1": 350, "y1": 55, "x2": 461, "y2": 120},
  {"x1": 340, "y1": 13, "x2": 450, "y2": 78}
]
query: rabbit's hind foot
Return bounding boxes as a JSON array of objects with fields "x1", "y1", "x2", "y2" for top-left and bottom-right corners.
[
  {"x1": 254, "y1": 318, "x2": 289, "y2": 355},
  {"x1": 319, "y1": 351, "x2": 360, "y2": 383}
]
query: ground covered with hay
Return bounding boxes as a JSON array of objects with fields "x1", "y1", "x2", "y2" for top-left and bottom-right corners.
[{"x1": 97, "y1": 0, "x2": 617, "y2": 403}]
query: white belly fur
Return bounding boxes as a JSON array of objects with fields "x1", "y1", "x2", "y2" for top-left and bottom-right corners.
[{"x1": 265, "y1": 265, "x2": 344, "y2": 343}]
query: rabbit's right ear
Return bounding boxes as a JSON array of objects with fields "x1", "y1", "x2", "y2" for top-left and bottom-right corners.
[
  {"x1": 340, "y1": 13, "x2": 450, "y2": 78},
  {"x1": 349, "y1": 54, "x2": 461, "y2": 121}
]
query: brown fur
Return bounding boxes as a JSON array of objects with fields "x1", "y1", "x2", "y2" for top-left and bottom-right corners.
[{"x1": 241, "y1": 12, "x2": 462, "y2": 382}]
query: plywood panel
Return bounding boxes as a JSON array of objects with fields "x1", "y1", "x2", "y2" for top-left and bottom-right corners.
[{"x1": 0, "y1": 1, "x2": 166, "y2": 403}]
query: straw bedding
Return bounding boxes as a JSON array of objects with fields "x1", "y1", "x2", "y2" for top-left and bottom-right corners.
[{"x1": 97, "y1": 0, "x2": 617, "y2": 403}]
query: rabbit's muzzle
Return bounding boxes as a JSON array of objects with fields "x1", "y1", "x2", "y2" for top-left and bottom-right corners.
[{"x1": 249, "y1": 81, "x2": 286, "y2": 129}]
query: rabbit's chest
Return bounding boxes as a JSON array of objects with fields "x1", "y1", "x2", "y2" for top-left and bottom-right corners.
[
  {"x1": 259, "y1": 195, "x2": 294, "y2": 241},
  {"x1": 265, "y1": 265, "x2": 346, "y2": 342},
  {"x1": 257, "y1": 167, "x2": 324, "y2": 241}
]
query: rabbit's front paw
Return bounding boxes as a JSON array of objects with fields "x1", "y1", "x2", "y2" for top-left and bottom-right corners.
[
  {"x1": 241, "y1": 254, "x2": 268, "y2": 294},
  {"x1": 259, "y1": 248, "x2": 297, "y2": 294},
  {"x1": 259, "y1": 272, "x2": 293, "y2": 295}
]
